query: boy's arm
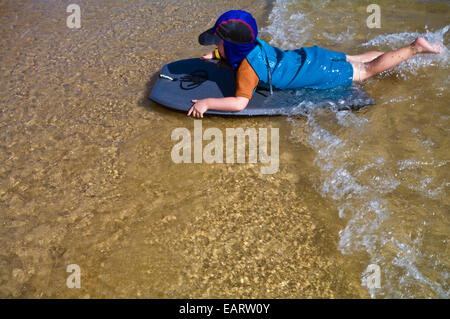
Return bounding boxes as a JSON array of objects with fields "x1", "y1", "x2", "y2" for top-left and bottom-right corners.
[
  {"x1": 188, "y1": 97, "x2": 249, "y2": 118},
  {"x1": 187, "y1": 58, "x2": 257, "y2": 118}
]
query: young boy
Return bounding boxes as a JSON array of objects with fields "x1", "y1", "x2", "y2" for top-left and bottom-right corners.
[{"x1": 188, "y1": 10, "x2": 442, "y2": 118}]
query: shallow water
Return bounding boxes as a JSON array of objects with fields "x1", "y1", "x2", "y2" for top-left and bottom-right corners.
[{"x1": 0, "y1": 0, "x2": 448, "y2": 298}]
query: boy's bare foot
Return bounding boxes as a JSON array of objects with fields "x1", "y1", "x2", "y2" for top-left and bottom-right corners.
[{"x1": 411, "y1": 37, "x2": 442, "y2": 54}]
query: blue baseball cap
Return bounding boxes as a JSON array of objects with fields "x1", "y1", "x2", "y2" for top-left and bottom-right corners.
[{"x1": 198, "y1": 10, "x2": 258, "y2": 45}]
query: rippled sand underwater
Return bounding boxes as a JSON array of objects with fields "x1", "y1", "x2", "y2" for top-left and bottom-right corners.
[{"x1": 0, "y1": 0, "x2": 448, "y2": 298}]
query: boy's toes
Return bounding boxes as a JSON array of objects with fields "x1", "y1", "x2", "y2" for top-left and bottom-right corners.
[{"x1": 432, "y1": 43, "x2": 443, "y2": 54}]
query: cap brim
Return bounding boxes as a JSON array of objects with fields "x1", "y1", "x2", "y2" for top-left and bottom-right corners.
[{"x1": 199, "y1": 27, "x2": 221, "y2": 45}]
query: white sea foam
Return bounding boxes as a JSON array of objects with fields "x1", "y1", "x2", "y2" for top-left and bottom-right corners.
[
  {"x1": 398, "y1": 159, "x2": 449, "y2": 170},
  {"x1": 322, "y1": 27, "x2": 355, "y2": 43},
  {"x1": 261, "y1": 0, "x2": 311, "y2": 49},
  {"x1": 266, "y1": 0, "x2": 448, "y2": 298},
  {"x1": 296, "y1": 101, "x2": 448, "y2": 297},
  {"x1": 361, "y1": 25, "x2": 449, "y2": 50}
]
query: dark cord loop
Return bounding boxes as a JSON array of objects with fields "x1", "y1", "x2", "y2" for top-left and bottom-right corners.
[{"x1": 180, "y1": 70, "x2": 208, "y2": 90}]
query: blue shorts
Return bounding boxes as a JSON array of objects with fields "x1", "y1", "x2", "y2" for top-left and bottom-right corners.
[{"x1": 296, "y1": 46, "x2": 354, "y2": 89}]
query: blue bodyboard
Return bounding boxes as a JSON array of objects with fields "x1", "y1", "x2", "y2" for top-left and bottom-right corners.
[{"x1": 150, "y1": 58, "x2": 375, "y2": 116}]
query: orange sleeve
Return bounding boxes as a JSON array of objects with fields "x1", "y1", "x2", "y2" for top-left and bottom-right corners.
[{"x1": 235, "y1": 58, "x2": 260, "y2": 99}]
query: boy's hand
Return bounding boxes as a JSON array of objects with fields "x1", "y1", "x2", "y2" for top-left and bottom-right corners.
[
  {"x1": 200, "y1": 51, "x2": 214, "y2": 60},
  {"x1": 188, "y1": 99, "x2": 209, "y2": 118}
]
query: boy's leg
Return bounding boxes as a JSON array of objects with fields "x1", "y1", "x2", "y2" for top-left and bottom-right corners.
[
  {"x1": 346, "y1": 51, "x2": 384, "y2": 63},
  {"x1": 351, "y1": 37, "x2": 442, "y2": 82}
]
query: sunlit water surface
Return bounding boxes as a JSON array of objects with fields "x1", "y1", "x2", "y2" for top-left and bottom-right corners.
[{"x1": 0, "y1": 0, "x2": 448, "y2": 298}]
